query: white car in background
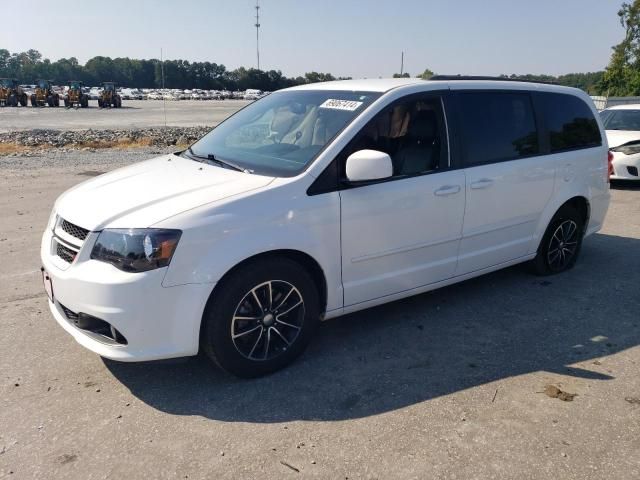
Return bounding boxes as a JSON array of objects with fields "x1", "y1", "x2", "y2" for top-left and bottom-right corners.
[
  {"x1": 88, "y1": 87, "x2": 101, "y2": 100},
  {"x1": 601, "y1": 104, "x2": 640, "y2": 180}
]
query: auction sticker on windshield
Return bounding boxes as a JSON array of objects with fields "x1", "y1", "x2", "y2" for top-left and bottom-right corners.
[{"x1": 319, "y1": 99, "x2": 363, "y2": 111}]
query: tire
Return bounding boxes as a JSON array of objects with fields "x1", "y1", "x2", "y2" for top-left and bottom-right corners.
[
  {"x1": 81, "y1": 95, "x2": 88, "y2": 108},
  {"x1": 47, "y1": 96, "x2": 53, "y2": 107},
  {"x1": 201, "y1": 257, "x2": 321, "y2": 377},
  {"x1": 98, "y1": 99, "x2": 103, "y2": 108},
  {"x1": 531, "y1": 205, "x2": 584, "y2": 276},
  {"x1": 64, "y1": 98, "x2": 69, "y2": 108},
  {"x1": 30, "y1": 95, "x2": 36, "y2": 107},
  {"x1": 8, "y1": 94, "x2": 17, "y2": 107}
]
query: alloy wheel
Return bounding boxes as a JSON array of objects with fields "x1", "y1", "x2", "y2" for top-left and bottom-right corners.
[
  {"x1": 547, "y1": 220, "x2": 579, "y2": 271},
  {"x1": 230, "y1": 280, "x2": 305, "y2": 361}
]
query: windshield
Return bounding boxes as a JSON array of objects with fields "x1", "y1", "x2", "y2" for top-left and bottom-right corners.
[
  {"x1": 184, "y1": 90, "x2": 381, "y2": 176},
  {"x1": 600, "y1": 109, "x2": 640, "y2": 131}
]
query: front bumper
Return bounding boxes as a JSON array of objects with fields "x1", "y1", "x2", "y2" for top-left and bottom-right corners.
[
  {"x1": 41, "y1": 228, "x2": 213, "y2": 361},
  {"x1": 611, "y1": 151, "x2": 640, "y2": 180}
]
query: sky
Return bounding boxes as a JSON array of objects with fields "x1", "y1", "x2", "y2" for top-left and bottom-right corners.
[{"x1": 1, "y1": 0, "x2": 627, "y2": 78}]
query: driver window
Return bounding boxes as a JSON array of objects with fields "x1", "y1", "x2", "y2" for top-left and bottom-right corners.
[{"x1": 344, "y1": 95, "x2": 448, "y2": 177}]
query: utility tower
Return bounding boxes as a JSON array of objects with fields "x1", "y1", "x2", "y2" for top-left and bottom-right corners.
[{"x1": 255, "y1": 0, "x2": 261, "y2": 70}]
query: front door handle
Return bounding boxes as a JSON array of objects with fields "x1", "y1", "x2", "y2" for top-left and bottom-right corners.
[
  {"x1": 470, "y1": 178, "x2": 494, "y2": 189},
  {"x1": 434, "y1": 185, "x2": 461, "y2": 196}
]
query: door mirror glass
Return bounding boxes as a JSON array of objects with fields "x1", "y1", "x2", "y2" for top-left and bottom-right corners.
[{"x1": 345, "y1": 149, "x2": 393, "y2": 182}]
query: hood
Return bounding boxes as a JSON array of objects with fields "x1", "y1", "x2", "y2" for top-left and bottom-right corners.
[
  {"x1": 605, "y1": 130, "x2": 640, "y2": 149},
  {"x1": 55, "y1": 154, "x2": 274, "y2": 230}
]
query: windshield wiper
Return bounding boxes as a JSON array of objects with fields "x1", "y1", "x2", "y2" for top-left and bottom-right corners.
[{"x1": 186, "y1": 147, "x2": 252, "y2": 173}]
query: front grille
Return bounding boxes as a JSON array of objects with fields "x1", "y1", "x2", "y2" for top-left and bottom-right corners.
[
  {"x1": 56, "y1": 242, "x2": 77, "y2": 263},
  {"x1": 60, "y1": 219, "x2": 89, "y2": 241}
]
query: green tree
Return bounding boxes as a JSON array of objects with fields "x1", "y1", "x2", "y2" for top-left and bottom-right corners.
[
  {"x1": 392, "y1": 72, "x2": 410, "y2": 78},
  {"x1": 601, "y1": 0, "x2": 640, "y2": 96},
  {"x1": 417, "y1": 68, "x2": 434, "y2": 79}
]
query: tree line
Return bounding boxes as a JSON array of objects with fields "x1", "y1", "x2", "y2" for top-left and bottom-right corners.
[
  {"x1": 0, "y1": 49, "x2": 344, "y2": 91},
  {"x1": 0, "y1": 37, "x2": 636, "y2": 95}
]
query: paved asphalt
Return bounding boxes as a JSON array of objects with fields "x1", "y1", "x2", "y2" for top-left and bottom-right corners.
[
  {"x1": 1, "y1": 151, "x2": 639, "y2": 479},
  {"x1": 0, "y1": 100, "x2": 249, "y2": 132}
]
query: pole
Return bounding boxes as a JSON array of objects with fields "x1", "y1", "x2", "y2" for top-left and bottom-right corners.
[
  {"x1": 160, "y1": 48, "x2": 167, "y2": 127},
  {"x1": 255, "y1": 0, "x2": 261, "y2": 70},
  {"x1": 400, "y1": 51, "x2": 404, "y2": 76}
]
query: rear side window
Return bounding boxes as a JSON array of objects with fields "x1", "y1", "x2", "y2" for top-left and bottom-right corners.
[
  {"x1": 538, "y1": 93, "x2": 601, "y2": 152},
  {"x1": 458, "y1": 92, "x2": 539, "y2": 166}
]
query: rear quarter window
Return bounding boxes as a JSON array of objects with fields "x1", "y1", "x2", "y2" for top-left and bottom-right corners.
[{"x1": 538, "y1": 92, "x2": 601, "y2": 152}]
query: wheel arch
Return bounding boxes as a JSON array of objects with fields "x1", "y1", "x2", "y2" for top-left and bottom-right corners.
[
  {"x1": 203, "y1": 248, "x2": 328, "y2": 318},
  {"x1": 533, "y1": 195, "x2": 591, "y2": 253},
  {"x1": 561, "y1": 196, "x2": 590, "y2": 228}
]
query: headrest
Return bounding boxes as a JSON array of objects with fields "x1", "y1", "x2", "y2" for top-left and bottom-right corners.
[{"x1": 408, "y1": 110, "x2": 437, "y2": 141}]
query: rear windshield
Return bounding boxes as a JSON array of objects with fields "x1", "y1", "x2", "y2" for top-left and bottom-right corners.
[
  {"x1": 185, "y1": 90, "x2": 381, "y2": 177},
  {"x1": 600, "y1": 109, "x2": 640, "y2": 131}
]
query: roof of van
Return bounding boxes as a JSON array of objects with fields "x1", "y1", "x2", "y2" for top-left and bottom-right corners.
[
  {"x1": 284, "y1": 77, "x2": 579, "y2": 94},
  {"x1": 286, "y1": 78, "x2": 424, "y2": 92}
]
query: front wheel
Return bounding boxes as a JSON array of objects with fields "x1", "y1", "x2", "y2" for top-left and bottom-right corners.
[
  {"x1": 201, "y1": 258, "x2": 320, "y2": 377},
  {"x1": 531, "y1": 205, "x2": 584, "y2": 276}
]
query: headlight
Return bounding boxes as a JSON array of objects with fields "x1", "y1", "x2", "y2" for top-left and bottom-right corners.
[
  {"x1": 611, "y1": 142, "x2": 640, "y2": 156},
  {"x1": 90, "y1": 229, "x2": 181, "y2": 272}
]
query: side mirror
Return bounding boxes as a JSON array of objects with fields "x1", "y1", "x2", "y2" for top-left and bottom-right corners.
[{"x1": 345, "y1": 149, "x2": 393, "y2": 182}]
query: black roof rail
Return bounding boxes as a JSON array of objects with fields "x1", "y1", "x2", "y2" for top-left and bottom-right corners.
[{"x1": 429, "y1": 75, "x2": 558, "y2": 85}]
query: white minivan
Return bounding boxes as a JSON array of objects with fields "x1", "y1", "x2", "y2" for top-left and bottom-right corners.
[{"x1": 41, "y1": 77, "x2": 610, "y2": 377}]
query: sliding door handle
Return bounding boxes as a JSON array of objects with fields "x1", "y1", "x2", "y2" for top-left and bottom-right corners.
[
  {"x1": 434, "y1": 185, "x2": 461, "y2": 196},
  {"x1": 470, "y1": 178, "x2": 494, "y2": 189}
]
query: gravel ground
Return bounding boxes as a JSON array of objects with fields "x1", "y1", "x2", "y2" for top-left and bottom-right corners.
[
  {"x1": 1, "y1": 152, "x2": 639, "y2": 479},
  {"x1": 0, "y1": 100, "x2": 248, "y2": 133}
]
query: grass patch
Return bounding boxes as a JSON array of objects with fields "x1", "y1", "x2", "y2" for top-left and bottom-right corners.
[{"x1": 0, "y1": 136, "x2": 189, "y2": 155}]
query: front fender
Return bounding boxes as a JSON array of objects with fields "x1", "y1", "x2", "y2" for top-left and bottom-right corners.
[{"x1": 159, "y1": 186, "x2": 343, "y2": 313}]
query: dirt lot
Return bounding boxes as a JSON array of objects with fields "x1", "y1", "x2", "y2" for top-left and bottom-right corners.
[
  {"x1": 1, "y1": 152, "x2": 639, "y2": 479},
  {"x1": 0, "y1": 100, "x2": 249, "y2": 133}
]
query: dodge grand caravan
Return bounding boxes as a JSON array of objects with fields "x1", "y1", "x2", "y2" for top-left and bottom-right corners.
[{"x1": 41, "y1": 77, "x2": 610, "y2": 377}]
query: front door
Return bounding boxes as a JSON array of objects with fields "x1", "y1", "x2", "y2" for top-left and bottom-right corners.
[{"x1": 339, "y1": 93, "x2": 466, "y2": 307}]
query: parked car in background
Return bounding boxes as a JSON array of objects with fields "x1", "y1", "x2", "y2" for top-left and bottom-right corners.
[
  {"x1": 600, "y1": 104, "x2": 640, "y2": 181},
  {"x1": 41, "y1": 77, "x2": 609, "y2": 377},
  {"x1": 88, "y1": 87, "x2": 101, "y2": 100},
  {"x1": 243, "y1": 88, "x2": 263, "y2": 100},
  {"x1": 120, "y1": 88, "x2": 144, "y2": 100}
]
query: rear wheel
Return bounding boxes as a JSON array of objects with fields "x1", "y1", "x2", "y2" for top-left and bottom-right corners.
[
  {"x1": 201, "y1": 258, "x2": 320, "y2": 377},
  {"x1": 19, "y1": 94, "x2": 27, "y2": 106},
  {"x1": 8, "y1": 94, "x2": 17, "y2": 107},
  {"x1": 531, "y1": 205, "x2": 584, "y2": 275},
  {"x1": 46, "y1": 95, "x2": 53, "y2": 107},
  {"x1": 54, "y1": 96, "x2": 59, "y2": 107},
  {"x1": 30, "y1": 94, "x2": 37, "y2": 107}
]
